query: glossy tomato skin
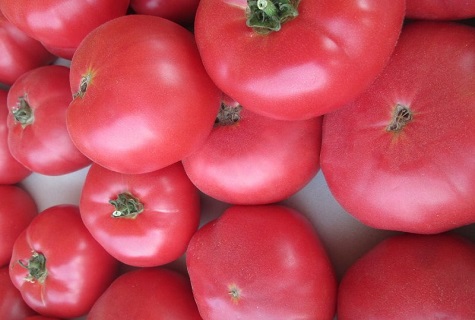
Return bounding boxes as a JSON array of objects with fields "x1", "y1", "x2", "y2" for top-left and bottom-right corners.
[
  {"x1": 0, "y1": 13, "x2": 55, "y2": 86},
  {"x1": 186, "y1": 205, "x2": 337, "y2": 320},
  {"x1": 321, "y1": 21, "x2": 475, "y2": 234},
  {"x1": 87, "y1": 267, "x2": 202, "y2": 319},
  {"x1": 0, "y1": 89, "x2": 31, "y2": 184},
  {"x1": 6, "y1": 65, "x2": 91, "y2": 175},
  {"x1": 68, "y1": 15, "x2": 221, "y2": 174},
  {"x1": 182, "y1": 97, "x2": 322, "y2": 204},
  {"x1": 9, "y1": 205, "x2": 119, "y2": 319},
  {"x1": 0, "y1": 185, "x2": 37, "y2": 267},
  {"x1": 0, "y1": 0, "x2": 130, "y2": 59},
  {"x1": 130, "y1": 0, "x2": 200, "y2": 28},
  {"x1": 406, "y1": 0, "x2": 475, "y2": 20},
  {"x1": 194, "y1": 0, "x2": 405, "y2": 120},
  {"x1": 338, "y1": 233, "x2": 475, "y2": 319},
  {"x1": 0, "y1": 266, "x2": 37, "y2": 320},
  {"x1": 80, "y1": 162, "x2": 201, "y2": 267}
]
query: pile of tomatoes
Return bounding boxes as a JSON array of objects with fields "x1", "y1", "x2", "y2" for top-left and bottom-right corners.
[{"x1": 1, "y1": 1, "x2": 475, "y2": 319}]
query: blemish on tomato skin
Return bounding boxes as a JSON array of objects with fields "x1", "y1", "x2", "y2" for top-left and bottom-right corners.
[{"x1": 228, "y1": 283, "x2": 242, "y2": 304}]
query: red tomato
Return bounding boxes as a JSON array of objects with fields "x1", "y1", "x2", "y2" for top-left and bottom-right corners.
[
  {"x1": 406, "y1": 0, "x2": 475, "y2": 20},
  {"x1": 186, "y1": 204, "x2": 337, "y2": 319},
  {"x1": 182, "y1": 94, "x2": 322, "y2": 204},
  {"x1": 9, "y1": 205, "x2": 119, "y2": 319},
  {"x1": 194, "y1": 0, "x2": 405, "y2": 120},
  {"x1": 0, "y1": 13, "x2": 55, "y2": 86},
  {"x1": 321, "y1": 21, "x2": 475, "y2": 234},
  {"x1": 338, "y1": 233, "x2": 475, "y2": 319},
  {"x1": 0, "y1": 89, "x2": 31, "y2": 183},
  {"x1": 6, "y1": 65, "x2": 91, "y2": 175},
  {"x1": 67, "y1": 14, "x2": 221, "y2": 174},
  {"x1": 79, "y1": 162, "x2": 201, "y2": 267},
  {"x1": 130, "y1": 0, "x2": 200, "y2": 28},
  {"x1": 0, "y1": 185, "x2": 37, "y2": 267},
  {"x1": 0, "y1": 0, "x2": 130, "y2": 59},
  {"x1": 88, "y1": 267, "x2": 202, "y2": 319},
  {"x1": 0, "y1": 266, "x2": 37, "y2": 320}
]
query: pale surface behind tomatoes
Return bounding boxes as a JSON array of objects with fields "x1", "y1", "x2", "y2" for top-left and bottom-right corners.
[
  {"x1": 321, "y1": 21, "x2": 475, "y2": 234},
  {"x1": 338, "y1": 233, "x2": 475, "y2": 319}
]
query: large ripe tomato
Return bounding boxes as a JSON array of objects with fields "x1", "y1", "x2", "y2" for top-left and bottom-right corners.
[
  {"x1": 338, "y1": 233, "x2": 475, "y2": 319},
  {"x1": 186, "y1": 204, "x2": 337, "y2": 319},
  {"x1": 0, "y1": 0, "x2": 130, "y2": 59},
  {"x1": 87, "y1": 267, "x2": 202, "y2": 319},
  {"x1": 9, "y1": 205, "x2": 119, "y2": 319},
  {"x1": 182, "y1": 94, "x2": 321, "y2": 204},
  {"x1": 405, "y1": 0, "x2": 475, "y2": 20},
  {"x1": 0, "y1": 89, "x2": 31, "y2": 184},
  {"x1": 320, "y1": 21, "x2": 475, "y2": 234},
  {"x1": 0, "y1": 185, "x2": 37, "y2": 267},
  {"x1": 0, "y1": 266, "x2": 37, "y2": 320},
  {"x1": 67, "y1": 14, "x2": 221, "y2": 174},
  {"x1": 130, "y1": 0, "x2": 200, "y2": 28},
  {"x1": 0, "y1": 13, "x2": 55, "y2": 86},
  {"x1": 79, "y1": 162, "x2": 201, "y2": 267},
  {"x1": 6, "y1": 65, "x2": 91, "y2": 175},
  {"x1": 194, "y1": 0, "x2": 405, "y2": 120}
]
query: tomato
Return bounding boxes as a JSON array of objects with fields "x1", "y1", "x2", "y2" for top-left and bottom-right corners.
[
  {"x1": 0, "y1": 185, "x2": 37, "y2": 267},
  {"x1": 186, "y1": 204, "x2": 337, "y2": 319},
  {"x1": 0, "y1": 266, "x2": 37, "y2": 320},
  {"x1": 320, "y1": 21, "x2": 475, "y2": 234},
  {"x1": 0, "y1": 13, "x2": 55, "y2": 86},
  {"x1": 87, "y1": 267, "x2": 202, "y2": 319},
  {"x1": 9, "y1": 205, "x2": 119, "y2": 318},
  {"x1": 406, "y1": 0, "x2": 475, "y2": 20},
  {"x1": 338, "y1": 233, "x2": 475, "y2": 319},
  {"x1": 130, "y1": 0, "x2": 200, "y2": 28},
  {"x1": 0, "y1": 89, "x2": 31, "y2": 183},
  {"x1": 182, "y1": 94, "x2": 321, "y2": 204},
  {"x1": 79, "y1": 162, "x2": 201, "y2": 267},
  {"x1": 0, "y1": 0, "x2": 130, "y2": 59},
  {"x1": 6, "y1": 65, "x2": 91, "y2": 175},
  {"x1": 194, "y1": 0, "x2": 405, "y2": 120},
  {"x1": 67, "y1": 14, "x2": 221, "y2": 174}
]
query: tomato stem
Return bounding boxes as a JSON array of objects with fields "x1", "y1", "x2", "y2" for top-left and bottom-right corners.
[
  {"x1": 215, "y1": 103, "x2": 242, "y2": 126},
  {"x1": 386, "y1": 104, "x2": 413, "y2": 132},
  {"x1": 18, "y1": 251, "x2": 47, "y2": 284},
  {"x1": 12, "y1": 95, "x2": 34, "y2": 128},
  {"x1": 73, "y1": 73, "x2": 92, "y2": 99},
  {"x1": 110, "y1": 192, "x2": 144, "y2": 219},
  {"x1": 246, "y1": 0, "x2": 299, "y2": 34}
]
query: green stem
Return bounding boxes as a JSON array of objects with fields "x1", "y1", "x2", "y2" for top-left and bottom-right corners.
[
  {"x1": 18, "y1": 251, "x2": 47, "y2": 284},
  {"x1": 12, "y1": 95, "x2": 34, "y2": 128},
  {"x1": 110, "y1": 192, "x2": 144, "y2": 219},
  {"x1": 246, "y1": 0, "x2": 299, "y2": 34}
]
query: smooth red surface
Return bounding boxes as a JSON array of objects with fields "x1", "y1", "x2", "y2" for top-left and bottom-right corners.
[
  {"x1": 87, "y1": 267, "x2": 202, "y2": 319},
  {"x1": 406, "y1": 0, "x2": 475, "y2": 20},
  {"x1": 183, "y1": 97, "x2": 322, "y2": 204},
  {"x1": 338, "y1": 233, "x2": 475, "y2": 319},
  {"x1": 0, "y1": 0, "x2": 130, "y2": 59},
  {"x1": 7, "y1": 65, "x2": 91, "y2": 175},
  {"x1": 67, "y1": 15, "x2": 221, "y2": 174},
  {"x1": 321, "y1": 21, "x2": 475, "y2": 234},
  {"x1": 0, "y1": 13, "x2": 55, "y2": 85},
  {"x1": 187, "y1": 204, "x2": 337, "y2": 319},
  {"x1": 0, "y1": 185, "x2": 37, "y2": 267},
  {"x1": 0, "y1": 89, "x2": 31, "y2": 183},
  {"x1": 9, "y1": 205, "x2": 119, "y2": 319},
  {"x1": 80, "y1": 162, "x2": 201, "y2": 267},
  {"x1": 0, "y1": 267, "x2": 36, "y2": 320},
  {"x1": 194, "y1": 0, "x2": 405, "y2": 120},
  {"x1": 130, "y1": 0, "x2": 200, "y2": 27}
]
